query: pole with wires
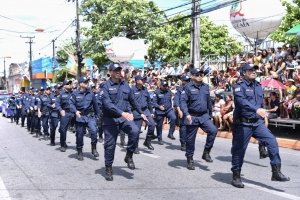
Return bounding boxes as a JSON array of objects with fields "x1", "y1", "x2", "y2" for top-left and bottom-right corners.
[
  {"x1": 190, "y1": 0, "x2": 201, "y2": 68},
  {"x1": 20, "y1": 35, "x2": 35, "y2": 83}
]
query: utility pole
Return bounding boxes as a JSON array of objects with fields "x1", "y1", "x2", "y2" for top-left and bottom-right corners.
[
  {"x1": 1, "y1": 56, "x2": 11, "y2": 90},
  {"x1": 52, "y1": 39, "x2": 56, "y2": 70},
  {"x1": 20, "y1": 36, "x2": 35, "y2": 82},
  {"x1": 69, "y1": 0, "x2": 82, "y2": 79},
  {"x1": 190, "y1": 0, "x2": 201, "y2": 68}
]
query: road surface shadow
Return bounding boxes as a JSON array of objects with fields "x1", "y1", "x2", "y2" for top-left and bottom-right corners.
[
  {"x1": 168, "y1": 159, "x2": 210, "y2": 171},
  {"x1": 95, "y1": 166, "x2": 134, "y2": 180},
  {"x1": 243, "y1": 177, "x2": 285, "y2": 192},
  {"x1": 211, "y1": 172, "x2": 232, "y2": 185},
  {"x1": 68, "y1": 151, "x2": 99, "y2": 161},
  {"x1": 215, "y1": 156, "x2": 268, "y2": 167}
]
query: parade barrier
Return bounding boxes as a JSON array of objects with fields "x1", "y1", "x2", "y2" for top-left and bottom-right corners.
[{"x1": 268, "y1": 118, "x2": 300, "y2": 130}]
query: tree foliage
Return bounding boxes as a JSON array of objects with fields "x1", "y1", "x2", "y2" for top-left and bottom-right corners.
[
  {"x1": 271, "y1": 0, "x2": 300, "y2": 43},
  {"x1": 80, "y1": 0, "x2": 164, "y2": 65},
  {"x1": 148, "y1": 15, "x2": 243, "y2": 63}
]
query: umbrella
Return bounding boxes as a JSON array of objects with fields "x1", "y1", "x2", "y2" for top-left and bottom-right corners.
[
  {"x1": 286, "y1": 24, "x2": 300, "y2": 35},
  {"x1": 261, "y1": 79, "x2": 286, "y2": 89}
]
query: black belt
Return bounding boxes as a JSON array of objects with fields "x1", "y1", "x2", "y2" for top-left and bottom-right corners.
[
  {"x1": 236, "y1": 118, "x2": 258, "y2": 123},
  {"x1": 189, "y1": 112, "x2": 206, "y2": 116}
]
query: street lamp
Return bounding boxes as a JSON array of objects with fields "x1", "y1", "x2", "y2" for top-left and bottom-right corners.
[{"x1": 1, "y1": 56, "x2": 11, "y2": 90}]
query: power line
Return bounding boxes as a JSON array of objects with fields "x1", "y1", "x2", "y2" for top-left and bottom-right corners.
[{"x1": 0, "y1": 14, "x2": 36, "y2": 29}]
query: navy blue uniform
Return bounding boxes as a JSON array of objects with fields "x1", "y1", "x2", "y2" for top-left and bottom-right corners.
[
  {"x1": 101, "y1": 79, "x2": 141, "y2": 166},
  {"x1": 30, "y1": 94, "x2": 41, "y2": 134},
  {"x1": 56, "y1": 89, "x2": 73, "y2": 147},
  {"x1": 180, "y1": 81, "x2": 217, "y2": 158},
  {"x1": 173, "y1": 85, "x2": 187, "y2": 146},
  {"x1": 152, "y1": 88, "x2": 176, "y2": 141},
  {"x1": 95, "y1": 90, "x2": 103, "y2": 140},
  {"x1": 8, "y1": 97, "x2": 17, "y2": 122},
  {"x1": 25, "y1": 94, "x2": 34, "y2": 131},
  {"x1": 38, "y1": 94, "x2": 52, "y2": 136},
  {"x1": 131, "y1": 84, "x2": 156, "y2": 146},
  {"x1": 15, "y1": 95, "x2": 22, "y2": 124},
  {"x1": 20, "y1": 93, "x2": 28, "y2": 127},
  {"x1": 49, "y1": 92, "x2": 60, "y2": 144},
  {"x1": 231, "y1": 79, "x2": 281, "y2": 172},
  {"x1": 70, "y1": 89, "x2": 100, "y2": 149}
]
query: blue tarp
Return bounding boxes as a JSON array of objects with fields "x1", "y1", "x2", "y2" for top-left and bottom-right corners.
[{"x1": 32, "y1": 57, "x2": 58, "y2": 73}]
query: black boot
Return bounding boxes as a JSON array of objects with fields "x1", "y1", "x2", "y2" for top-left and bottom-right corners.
[
  {"x1": 167, "y1": 133, "x2": 175, "y2": 140},
  {"x1": 105, "y1": 165, "x2": 113, "y2": 181},
  {"x1": 181, "y1": 143, "x2": 186, "y2": 151},
  {"x1": 187, "y1": 156, "x2": 195, "y2": 170},
  {"x1": 202, "y1": 148, "x2": 213, "y2": 162},
  {"x1": 143, "y1": 138, "x2": 154, "y2": 150},
  {"x1": 98, "y1": 136, "x2": 104, "y2": 143},
  {"x1": 77, "y1": 148, "x2": 83, "y2": 161},
  {"x1": 134, "y1": 145, "x2": 140, "y2": 154},
  {"x1": 120, "y1": 134, "x2": 126, "y2": 147},
  {"x1": 231, "y1": 170, "x2": 244, "y2": 188},
  {"x1": 259, "y1": 144, "x2": 269, "y2": 159},
  {"x1": 271, "y1": 164, "x2": 290, "y2": 182},
  {"x1": 50, "y1": 138, "x2": 55, "y2": 146},
  {"x1": 124, "y1": 151, "x2": 135, "y2": 170},
  {"x1": 91, "y1": 144, "x2": 99, "y2": 157}
]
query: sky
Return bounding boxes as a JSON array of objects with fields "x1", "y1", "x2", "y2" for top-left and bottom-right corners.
[{"x1": 0, "y1": 0, "x2": 286, "y2": 75}]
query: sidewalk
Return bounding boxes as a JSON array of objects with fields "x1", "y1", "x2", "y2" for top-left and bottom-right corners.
[{"x1": 163, "y1": 125, "x2": 300, "y2": 150}]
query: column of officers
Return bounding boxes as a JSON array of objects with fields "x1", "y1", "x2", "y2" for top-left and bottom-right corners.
[{"x1": 8, "y1": 62, "x2": 290, "y2": 186}]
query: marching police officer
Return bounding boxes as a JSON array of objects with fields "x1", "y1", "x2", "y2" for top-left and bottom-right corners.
[
  {"x1": 231, "y1": 63, "x2": 290, "y2": 188},
  {"x1": 49, "y1": 84, "x2": 61, "y2": 146},
  {"x1": 15, "y1": 92, "x2": 22, "y2": 125},
  {"x1": 31, "y1": 89, "x2": 41, "y2": 137},
  {"x1": 180, "y1": 68, "x2": 218, "y2": 170},
  {"x1": 56, "y1": 80, "x2": 74, "y2": 152},
  {"x1": 173, "y1": 75, "x2": 190, "y2": 151},
  {"x1": 8, "y1": 95, "x2": 17, "y2": 123},
  {"x1": 70, "y1": 76, "x2": 100, "y2": 161},
  {"x1": 131, "y1": 75, "x2": 156, "y2": 152},
  {"x1": 101, "y1": 63, "x2": 142, "y2": 181},
  {"x1": 25, "y1": 87, "x2": 34, "y2": 133},
  {"x1": 96, "y1": 82, "x2": 105, "y2": 143},
  {"x1": 153, "y1": 80, "x2": 177, "y2": 144},
  {"x1": 38, "y1": 87, "x2": 52, "y2": 139},
  {"x1": 20, "y1": 91, "x2": 28, "y2": 127}
]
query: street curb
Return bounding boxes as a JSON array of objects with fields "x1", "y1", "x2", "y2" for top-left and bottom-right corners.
[{"x1": 163, "y1": 125, "x2": 300, "y2": 150}]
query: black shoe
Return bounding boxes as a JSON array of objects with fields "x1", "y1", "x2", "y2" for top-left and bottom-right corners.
[
  {"x1": 91, "y1": 144, "x2": 99, "y2": 157},
  {"x1": 181, "y1": 143, "x2": 186, "y2": 151},
  {"x1": 167, "y1": 134, "x2": 176, "y2": 140},
  {"x1": 98, "y1": 136, "x2": 104, "y2": 143},
  {"x1": 148, "y1": 134, "x2": 158, "y2": 140},
  {"x1": 60, "y1": 146, "x2": 66, "y2": 152},
  {"x1": 187, "y1": 156, "x2": 195, "y2": 170},
  {"x1": 105, "y1": 165, "x2": 113, "y2": 181},
  {"x1": 202, "y1": 149, "x2": 213, "y2": 163},
  {"x1": 50, "y1": 141, "x2": 55, "y2": 146},
  {"x1": 124, "y1": 151, "x2": 135, "y2": 170},
  {"x1": 77, "y1": 148, "x2": 83, "y2": 161},
  {"x1": 271, "y1": 164, "x2": 290, "y2": 182},
  {"x1": 134, "y1": 148, "x2": 140, "y2": 154},
  {"x1": 158, "y1": 140, "x2": 163, "y2": 145},
  {"x1": 231, "y1": 171, "x2": 244, "y2": 188},
  {"x1": 259, "y1": 144, "x2": 269, "y2": 159},
  {"x1": 64, "y1": 144, "x2": 68, "y2": 148},
  {"x1": 143, "y1": 140, "x2": 154, "y2": 150}
]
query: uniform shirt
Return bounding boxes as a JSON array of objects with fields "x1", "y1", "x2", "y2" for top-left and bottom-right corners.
[
  {"x1": 70, "y1": 89, "x2": 100, "y2": 116},
  {"x1": 180, "y1": 81, "x2": 212, "y2": 116},
  {"x1": 30, "y1": 94, "x2": 41, "y2": 111},
  {"x1": 173, "y1": 86, "x2": 183, "y2": 108},
  {"x1": 38, "y1": 94, "x2": 52, "y2": 114},
  {"x1": 24, "y1": 94, "x2": 34, "y2": 110},
  {"x1": 131, "y1": 84, "x2": 153, "y2": 118},
  {"x1": 233, "y1": 78, "x2": 264, "y2": 119},
  {"x1": 152, "y1": 88, "x2": 173, "y2": 115},
  {"x1": 15, "y1": 96, "x2": 22, "y2": 107},
  {"x1": 8, "y1": 97, "x2": 16, "y2": 109},
  {"x1": 56, "y1": 89, "x2": 72, "y2": 112},
  {"x1": 49, "y1": 92, "x2": 59, "y2": 117},
  {"x1": 101, "y1": 79, "x2": 142, "y2": 118}
]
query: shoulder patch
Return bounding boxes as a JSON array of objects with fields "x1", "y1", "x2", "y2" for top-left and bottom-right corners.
[{"x1": 234, "y1": 87, "x2": 241, "y2": 92}]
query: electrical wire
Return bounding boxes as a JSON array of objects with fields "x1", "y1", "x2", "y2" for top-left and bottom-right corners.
[{"x1": 0, "y1": 14, "x2": 36, "y2": 29}]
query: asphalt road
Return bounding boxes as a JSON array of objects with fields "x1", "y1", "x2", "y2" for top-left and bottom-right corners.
[{"x1": 0, "y1": 116, "x2": 299, "y2": 200}]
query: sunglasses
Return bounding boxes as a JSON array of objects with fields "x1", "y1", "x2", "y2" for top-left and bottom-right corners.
[{"x1": 194, "y1": 73, "x2": 204, "y2": 77}]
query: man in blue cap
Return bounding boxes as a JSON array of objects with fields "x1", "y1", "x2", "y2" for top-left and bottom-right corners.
[
  {"x1": 38, "y1": 86, "x2": 52, "y2": 139},
  {"x1": 153, "y1": 79, "x2": 177, "y2": 144},
  {"x1": 231, "y1": 63, "x2": 290, "y2": 188},
  {"x1": 70, "y1": 76, "x2": 100, "y2": 161},
  {"x1": 180, "y1": 68, "x2": 217, "y2": 170},
  {"x1": 101, "y1": 63, "x2": 142, "y2": 181},
  {"x1": 131, "y1": 75, "x2": 156, "y2": 153},
  {"x1": 173, "y1": 75, "x2": 190, "y2": 151},
  {"x1": 25, "y1": 87, "x2": 34, "y2": 132},
  {"x1": 49, "y1": 84, "x2": 61, "y2": 146},
  {"x1": 56, "y1": 80, "x2": 74, "y2": 152},
  {"x1": 31, "y1": 88, "x2": 42, "y2": 137}
]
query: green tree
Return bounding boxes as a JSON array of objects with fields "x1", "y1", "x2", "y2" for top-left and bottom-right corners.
[
  {"x1": 80, "y1": 0, "x2": 164, "y2": 66},
  {"x1": 271, "y1": 0, "x2": 300, "y2": 43},
  {"x1": 148, "y1": 15, "x2": 243, "y2": 63}
]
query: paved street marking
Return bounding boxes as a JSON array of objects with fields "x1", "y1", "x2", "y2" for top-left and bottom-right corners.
[
  {"x1": 0, "y1": 176, "x2": 11, "y2": 200},
  {"x1": 245, "y1": 183, "x2": 300, "y2": 200},
  {"x1": 140, "y1": 152, "x2": 160, "y2": 158}
]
